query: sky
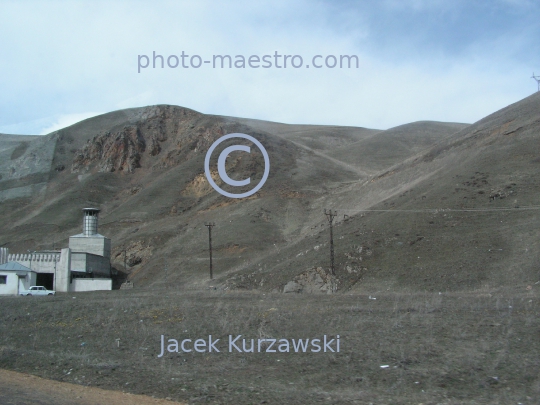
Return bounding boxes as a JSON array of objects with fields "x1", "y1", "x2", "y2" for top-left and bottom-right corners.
[{"x1": 0, "y1": 0, "x2": 539, "y2": 135}]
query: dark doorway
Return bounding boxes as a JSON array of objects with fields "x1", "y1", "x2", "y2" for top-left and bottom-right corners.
[{"x1": 36, "y1": 273, "x2": 54, "y2": 290}]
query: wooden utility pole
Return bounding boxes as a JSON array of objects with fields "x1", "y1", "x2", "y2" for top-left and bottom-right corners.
[
  {"x1": 205, "y1": 223, "x2": 215, "y2": 279},
  {"x1": 165, "y1": 264, "x2": 168, "y2": 287},
  {"x1": 324, "y1": 209, "x2": 337, "y2": 275}
]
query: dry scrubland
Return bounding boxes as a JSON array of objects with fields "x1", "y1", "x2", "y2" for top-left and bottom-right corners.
[
  {"x1": 1, "y1": 286, "x2": 539, "y2": 404},
  {"x1": 1, "y1": 93, "x2": 540, "y2": 403}
]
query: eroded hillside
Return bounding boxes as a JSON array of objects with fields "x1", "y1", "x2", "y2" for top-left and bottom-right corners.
[{"x1": 1, "y1": 93, "x2": 539, "y2": 293}]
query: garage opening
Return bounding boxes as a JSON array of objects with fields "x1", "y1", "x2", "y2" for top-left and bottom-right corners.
[{"x1": 36, "y1": 273, "x2": 54, "y2": 290}]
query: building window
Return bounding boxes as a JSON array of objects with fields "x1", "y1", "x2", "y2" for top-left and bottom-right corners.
[{"x1": 0, "y1": 275, "x2": 6, "y2": 284}]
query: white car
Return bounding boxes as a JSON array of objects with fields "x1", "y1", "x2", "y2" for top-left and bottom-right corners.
[{"x1": 20, "y1": 286, "x2": 56, "y2": 296}]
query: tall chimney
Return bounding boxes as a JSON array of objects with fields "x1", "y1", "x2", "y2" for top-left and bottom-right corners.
[
  {"x1": 83, "y1": 208, "x2": 100, "y2": 236},
  {"x1": 0, "y1": 248, "x2": 7, "y2": 265}
]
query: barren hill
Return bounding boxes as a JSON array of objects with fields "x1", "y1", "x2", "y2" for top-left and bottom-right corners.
[{"x1": 1, "y1": 93, "x2": 539, "y2": 293}]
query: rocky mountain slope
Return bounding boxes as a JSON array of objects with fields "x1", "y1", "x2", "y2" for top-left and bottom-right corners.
[{"x1": 1, "y1": 92, "x2": 539, "y2": 293}]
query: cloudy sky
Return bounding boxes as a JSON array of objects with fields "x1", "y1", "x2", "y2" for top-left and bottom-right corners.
[{"x1": 1, "y1": 0, "x2": 539, "y2": 135}]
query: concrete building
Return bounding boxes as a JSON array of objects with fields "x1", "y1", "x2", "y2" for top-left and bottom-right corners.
[
  {"x1": 1, "y1": 208, "x2": 113, "y2": 295},
  {"x1": 69, "y1": 208, "x2": 111, "y2": 279},
  {"x1": 0, "y1": 262, "x2": 37, "y2": 295}
]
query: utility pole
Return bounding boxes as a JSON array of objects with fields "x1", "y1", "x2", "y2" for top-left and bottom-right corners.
[
  {"x1": 324, "y1": 209, "x2": 337, "y2": 275},
  {"x1": 165, "y1": 264, "x2": 168, "y2": 288},
  {"x1": 27, "y1": 250, "x2": 35, "y2": 270},
  {"x1": 205, "y1": 223, "x2": 215, "y2": 279},
  {"x1": 53, "y1": 253, "x2": 57, "y2": 290},
  {"x1": 532, "y1": 73, "x2": 540, "y2": 92}
]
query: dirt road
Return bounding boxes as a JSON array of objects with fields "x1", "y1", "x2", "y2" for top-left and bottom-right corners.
[{"x1": 0, "y1": 369, "x2": 184, "y2": 405}]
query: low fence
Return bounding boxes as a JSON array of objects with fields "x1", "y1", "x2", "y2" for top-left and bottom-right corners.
[{"x1": 71, "y1": 278, "x2": 112, "y2": 292}]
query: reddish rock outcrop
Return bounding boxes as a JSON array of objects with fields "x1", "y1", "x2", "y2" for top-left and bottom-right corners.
[{"x1": 72, "y1": 125, "x2": 146, "y2": 173}]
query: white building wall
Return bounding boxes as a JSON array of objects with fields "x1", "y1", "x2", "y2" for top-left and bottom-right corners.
[
  {"x1": 70, "y1": 252, "x2": 110, "y2": 277},
  {"x1": 7, "y1": 253, "x2": 60, "y2": 273},
  {"x1": 0, "y1": 271, "x2": 36, "y2": 295},
  {"x1": 17, "y1": 272, "x2": 37, "y2": 292},
  {"x1": 70, "y1": 278, "x2": 112, "y2": 292},
  {"x1": 0, "y1": 272, "x2": 19, "y2": 295},
  {"x1": 17, "y1": 275, "x2": 25, "y2": 293},
  {"x1": 69, "y1": 236, "x2": 111, "y2": 258},
  {"x1": 70, "y1": 252, "x2": 87, "y2": 272},
  {"x1": 55, "y1": 248, "x2": 71, "y2": 293}
]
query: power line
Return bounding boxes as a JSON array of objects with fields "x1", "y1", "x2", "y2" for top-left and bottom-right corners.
[{"x1": 327, "y1": 205, "x2": 540, "y2": 214}]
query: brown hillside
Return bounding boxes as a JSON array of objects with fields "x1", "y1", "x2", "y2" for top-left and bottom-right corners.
[{"x1": 0, "y1": 94, "x2": 538, "y2": 294}]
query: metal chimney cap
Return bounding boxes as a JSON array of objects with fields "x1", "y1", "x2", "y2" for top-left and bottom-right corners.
[{"x1": 83, "y1": 208, "x2": 100, "y2": 213}]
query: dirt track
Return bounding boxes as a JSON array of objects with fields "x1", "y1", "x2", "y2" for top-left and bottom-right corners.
[{"x1": 0, "y1": 369, "x2": 184, "y2": 405}]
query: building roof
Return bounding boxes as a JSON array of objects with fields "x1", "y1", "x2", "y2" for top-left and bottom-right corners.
[
  {"x1": 0, "y1": 262, "x2": 34, "y2": 272},
  {"x1": 69, "y1": 233, "x2": 108, "y2": 238}
]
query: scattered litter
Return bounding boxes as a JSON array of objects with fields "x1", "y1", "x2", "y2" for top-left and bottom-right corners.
[
  {"x1": 80, "y1": 342, "x2": 86, "y2": 347},
  {"x1": 415, "y1": 381, "x2": 419, "y2": 384},
  {"x1": 369, "y1": 296, "x2": 376, "y2": 300},
  {"x1": 380, "y1": 365, "x2": 389, "y2": 369},
  {"x1": 72, "y1": 297, "x2": 76, "y2": 299}
]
